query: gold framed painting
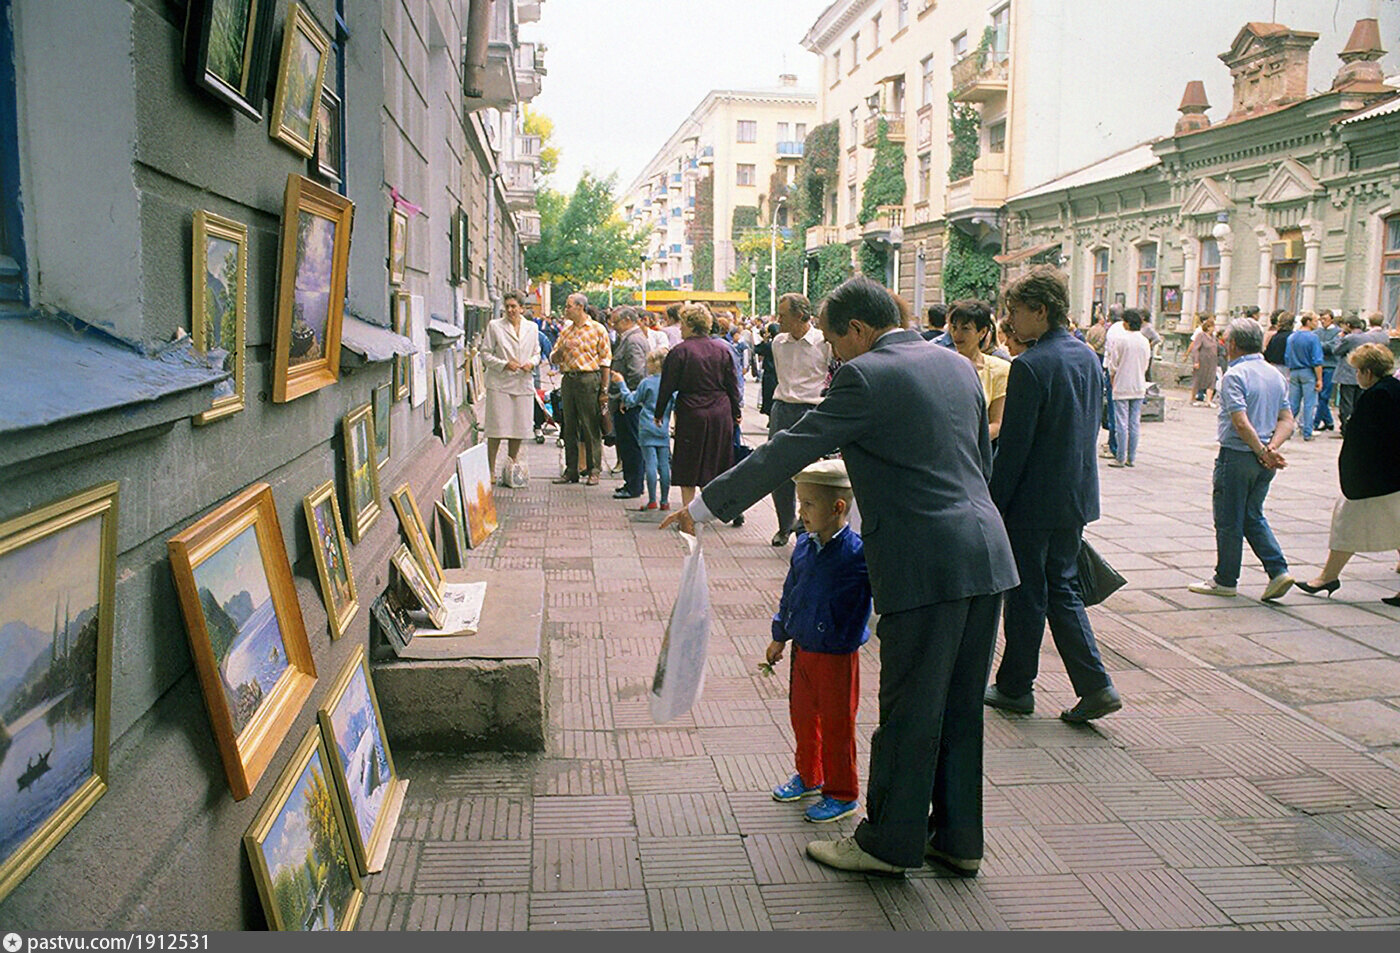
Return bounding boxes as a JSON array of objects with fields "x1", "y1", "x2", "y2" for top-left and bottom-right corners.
[
  {"x1": 245, "y1": 726, "x2": 363, "y2": 930},
  {"x1": 439, "y1": 473, "x2": 467, "y2": 566},
  {"x1": 301, "y1": 481, "x2": 357, "y2": 640},
  {"x1": 371, "y1": 382, "x2": 392, "y2": 471},
  {"x1": 341, "y1": 403, "x2": 381, "y2": 545},
  {"x1": 268, "y1": 3, "x2": 330, "y2": 158},
  {"x1": 388, "y1": 484, "x2": 444, "y2": 599},
  {"x1": 390, "y1": 544, "x2": 446, "y2": 628},
  {"x1": 392, "y1": 291, "x2": 412, "y2": 402},
  {"x1": 388, "y1": 207, "x2": 408, "y2": 286},
  {"x1": 0, "y1": 483, "x2": 117, "y2": 903},
  {"x1": 167, "y1": 483, "x2": 317, "y2": 801},
  {"x1": 192, "y1": 210, "x2": 248, "y2": 425},
  {"x1": 272, "y1": 174, "x2": 354, "y2": 403}
]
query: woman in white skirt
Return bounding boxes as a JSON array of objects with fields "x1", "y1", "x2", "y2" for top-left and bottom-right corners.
[
  {"x1": 480, "y1": 291, "x2": 541, "y2": 486},
  {"x1": 1297, "y1": 343, "x2": 1400, "y2": 607}
]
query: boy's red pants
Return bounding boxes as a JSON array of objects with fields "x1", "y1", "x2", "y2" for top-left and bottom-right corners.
[{"x1": 790, "y1": 645, "x2": 860, "y2": 802}]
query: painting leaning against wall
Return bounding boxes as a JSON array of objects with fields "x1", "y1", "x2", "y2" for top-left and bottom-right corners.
[{"x1": 192, "y1": 210, "x2": 248, "y2": 424}]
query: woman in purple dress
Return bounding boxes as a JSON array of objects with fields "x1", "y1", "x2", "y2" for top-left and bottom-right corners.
[{"x1": 656, "y1": 303, "x2": 742, "y2": 507}]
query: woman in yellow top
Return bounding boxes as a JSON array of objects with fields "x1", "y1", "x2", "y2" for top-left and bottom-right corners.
[{"x1": 948, "y1": 300, "x2": 1011, "y2": 441}]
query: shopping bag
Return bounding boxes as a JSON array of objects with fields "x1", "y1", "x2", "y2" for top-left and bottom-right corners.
[
  {"x1": 1074, "y1": 539, "x2": 1126, "y2": 607},
  {"x1": 508, "y1": 458, "x2": 529, "y2": 488},
  {"x1": 651, "y1": 528, "x2": 711, "y2": 723}
]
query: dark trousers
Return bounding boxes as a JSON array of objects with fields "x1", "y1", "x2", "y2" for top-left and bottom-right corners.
[
  {"x1": 560, "y1": 371, "x2": 603, "y2": 478},
  {"x1": 615, "y1": 404, "x2": 643, "y2": 495},
  {"x1": 1338, "y1": 383, "x2": 1360, "y2": 434},
  {"x1": 1103, "y1": 368, "x2": 1118, "y2": 456},
  {"x1": 996, "y1": 524, "x2": 1112, "y2": 699},
  {"x1": 853, "y1": 593, "x2": 1002, "y2": 868},
  {"x1": 1315, "y1": 365, "x2": 1335, "y2": 428},
  {"x1": 767, "y1": 400, "x2": 815, "y2": 534},
  {"x1": 1211, "y1": 447, "x2": 1287, "y2": 589}
]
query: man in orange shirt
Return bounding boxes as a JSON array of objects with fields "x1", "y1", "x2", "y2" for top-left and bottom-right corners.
[{"x1": 550, "y1": 293, "x2": 612, "y2": 485}]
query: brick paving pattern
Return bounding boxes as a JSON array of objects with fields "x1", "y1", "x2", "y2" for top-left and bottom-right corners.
[{"x1": 360, "y1": 392, "x2": 1400, "y2": 930}]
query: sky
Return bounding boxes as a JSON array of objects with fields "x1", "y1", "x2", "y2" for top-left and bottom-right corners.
[
  {"x1": 0, "y1": 515, "x2": 101, "y2": 632},
  {"x1": 525, "y1": 0, "x2": 834, "y2": 195}
]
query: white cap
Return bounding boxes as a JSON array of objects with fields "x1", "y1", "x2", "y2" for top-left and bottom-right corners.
[{"x1": 794, "y1": 458, "x2": 850, "y2": 488}]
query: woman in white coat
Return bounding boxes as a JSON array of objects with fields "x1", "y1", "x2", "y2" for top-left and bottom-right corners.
[{"x1": 480, "y1": 291, "x2": 541, "y2": 485}]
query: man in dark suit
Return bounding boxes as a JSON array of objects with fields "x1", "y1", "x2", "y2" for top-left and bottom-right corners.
[
  {"x1": 986, "y1": 266, "x2": 1122, "y2": 723},
  {"x1": 661, "y1": 276, "x2": 1019, "y2": 876}
]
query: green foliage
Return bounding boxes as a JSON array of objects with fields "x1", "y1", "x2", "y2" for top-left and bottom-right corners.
[
  {"x1": 523, "y1": 106, "x2": 560, "y2": 178},
  {"x1": 943, "y1": 228, "x2": 1001, "y2": 303},
  {"x1": 859, "y1": 119, "x2": 906, "y2": 225},
  {"x1": 206, "y1": 0, "x2": 252, "y2": 86},
  {"x1": 976, "y1": 26, "x2": 997, "y2": 68},
  {"x1": 688, "y1": 172, "x2": 715, "y2": 290},
  {"x1": 809, "y1": 244, "x2": 853, "y2": 303},
  {"x1": 858, "y1": 243, "x2": 888, "y2": 283},
  {"x1": 525, "y1": 171, "x2": 644, "y2": 301},
  {"x1": 948, "y1": 96, "x2": 980, "y2": 181},
  {"x1": 692, "y1": 242, "x2": 714, "y2": 291},
  {"x1": 796, "y1": 121, "x2": 840, "y2": 230},
  {"x1": 731, "y1": 206, "x2": 759, "y2": 240}
]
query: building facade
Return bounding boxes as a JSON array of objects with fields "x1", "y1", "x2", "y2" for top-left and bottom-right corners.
[{"x1": 0, "y1": 0, "x2": 541, "y2": 929}]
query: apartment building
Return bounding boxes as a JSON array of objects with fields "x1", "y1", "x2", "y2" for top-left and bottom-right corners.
[{"x1": 623, "y1": 77, "x2": 817, "y2": 291}]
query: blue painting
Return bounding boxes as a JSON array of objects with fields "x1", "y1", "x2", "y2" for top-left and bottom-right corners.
[
  {"x1": 289, "y1": 210, "x2": 336, "y2": 368},
  {"x1": 328, "y1": 665, "x2": 391, "y2": 851}
]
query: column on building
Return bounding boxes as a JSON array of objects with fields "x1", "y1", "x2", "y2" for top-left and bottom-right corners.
[
  {"x1": 1254, "y1": 225, "x2": 1277, "y2": 313},
  {"x1": 1215, "y1": 224, "x2": 1233, "y2": 317},
  {"x1": 1178, "y1": 236, "x2": 1198, "y2": 320},
  {"x1": 1300, "y1": 217, "x2": 1322, "y2": 312}
]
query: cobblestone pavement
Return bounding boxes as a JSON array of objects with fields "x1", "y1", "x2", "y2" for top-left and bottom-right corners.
[{"x1": 360, "y1": 387, "x2": 1400, "y2": 931}]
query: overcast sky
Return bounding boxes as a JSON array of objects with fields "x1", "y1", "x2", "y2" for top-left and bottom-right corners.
[{"x1": 524, "y1": 0, "x2": 834, "y2": 195}]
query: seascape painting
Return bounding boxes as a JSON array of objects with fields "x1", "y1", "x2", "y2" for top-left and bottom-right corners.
[
  {"x1": 0, "y1": 516, "x2": 102, "y2": 874},
  {"x1": 202, "y1": 233, "x2": 240, "y2": 402},
  {"x1": 289, "y1": 210, "x2": 336, "y2": 369},
  {"x1": 205, "y1": 0, "x2": 254, "y2": 92},
  {"x1": 324, "y1": 657, "x2": 393, "y2": 861},
  {"x1": 191, "y1": 524, "x2": 290, "y2": 738},
  {"x1": 455, "y1": 444, "x2": 498, "y2": 549},
  {"x1": 279, "y1": 17, "x2": 323, "y2": 145}
]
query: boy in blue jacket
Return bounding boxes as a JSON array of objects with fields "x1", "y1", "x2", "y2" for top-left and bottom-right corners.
[
  {"x1": 767, "y1": 459, "x2": 872, "y2": 823},
  {"x1": 611, "y1": 348, "x2": 676, "y2": 510}
]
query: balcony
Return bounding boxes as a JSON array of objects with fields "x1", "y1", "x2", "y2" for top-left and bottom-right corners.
[
  {"x1": 517, "y1": 210, "x2": 541, "y2": 245},
  {"x1": 861, "y1": 205, "x2": 905, "y2": 243},
  {"x1": 776, "y1": 140, "x2": 805, "y2": 160},
  {"x1": 515, "y1": 42, "x2": 546, "y2": 102},
  {"x1": 950, "y1": 50, "x2": 1009, "y2": 103},
  {"x1": 517, "y1": 1, "x2": 542, "y2": 24},
  {"x1": 697, "y1": 145, "x2": 714, "y2": 164},
  {"x1": 862, "y1": 113, "x2": 906, "y2": 148},
  {"x1": 502, "y1": 159, "x2": 538, "y2": 211},
  {"x1": 805, "y1": 225, "x2": 841, "y2": 251},
  {"x1": 517, "y1": 133, "x2": 541, "y2": 166},
  {"x1": 945, "y1": 152, "x2": 1005, "y2": 247}
]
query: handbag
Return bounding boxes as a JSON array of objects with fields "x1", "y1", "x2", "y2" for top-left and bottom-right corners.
[{"x1": 1074, "y1": 539, "x2": 1126, "y2": 607}]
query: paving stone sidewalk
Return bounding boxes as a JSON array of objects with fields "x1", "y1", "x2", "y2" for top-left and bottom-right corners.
[{"x1": 360, "y1": 388, "x2": 1400, "y2": 931}]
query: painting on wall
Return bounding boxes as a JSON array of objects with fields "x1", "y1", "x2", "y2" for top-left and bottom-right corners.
[
  {"x1": 392, "y1": 292, "x2": 412, "y2": 402},
  {"x1": 370, "y1": 383, "x2": 391, "y2": 471},
  {"x1": 389, "y1": 546, "x2": 445, "y2": 629},
  {"x1": 434, "y1": 364, "x2": 455, "y2": 445},
  {"x1": 388, "y1": 485, "x2": 444, "y2": 599},
  {"x1": 439, "y1": 474, "x2": 467, "y2": 567},
  {"x1": 168, "y1": 483, "x2": 317, "y2": 801},
  {"x1": 455, "y1": 444, "x2": 498, "y2": 549},
  {"x1": 272, "y1": 174, "x2": 354, "y2": 403},
  {"x1": 388, "y1": 208, "x2": 408, "y2": 286},
  {"x1": 183, "y1": 0, "x2": 276, "y2": 122},
  {"x1": 342, "y1": 403, "x2": 381, "y2": 545},
  {"x1": 192, "y1": 210, "x2": 248, "y2": 425},
  {"x1": 301, "y1": 482, "x2": 357, "y2": 640},
  {"x1": 245, "y1": 727, "x2": 362, "y2": 930},
  {"x1": 317, "y1": 647, "x2": 402, "y2": 875},
  {"x1": 269, "y1": 3, "x2": 330, "y2": 158},
  {"x1": 314, "y1": 86, "x2": 342, "y2": 184},
  {"x1": 0, "y1": 484, "x2": 116, "y2": 903},
  {"x1": 1160, "y1": 284, "x2": 1182, "y2": 315}
]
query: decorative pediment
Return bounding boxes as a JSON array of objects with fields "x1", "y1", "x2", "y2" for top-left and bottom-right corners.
[
  {"x1": 1255, "y1": 158, "x2": 1322, "y2": 207},
  {"x1": 1180, "y1": 177, "x2": 1231, "y2": 218}
]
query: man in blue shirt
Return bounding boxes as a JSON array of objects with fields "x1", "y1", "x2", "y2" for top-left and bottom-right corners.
[
  {"x1": 1313, "y1": 310, "x2": 1340, "y2": 432},
  {"x1": 1190, "y1": 319, "x2": 1297, "y2": 601},
  {"x1": 1284, "y1": 311, "x2": 1324, "y2": 440}
]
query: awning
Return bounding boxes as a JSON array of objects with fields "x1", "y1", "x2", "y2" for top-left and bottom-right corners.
[
  {"x1": 877, "y1": 72, "x2": 905, "y2": 85},
  {"x1": 994, "y1": 242, "x2": 1060, "y2": 266},
  {"x1": 340, "y1": 313, "x2": 415, "y2": 362},
  {"x1": 427, "y1": 318, "x2": 465, "y2": 344}
]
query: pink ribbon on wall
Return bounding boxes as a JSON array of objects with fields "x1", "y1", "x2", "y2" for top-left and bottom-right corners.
[{"x1": 389, "y1": 187, "x2": 422, "y2": 217}]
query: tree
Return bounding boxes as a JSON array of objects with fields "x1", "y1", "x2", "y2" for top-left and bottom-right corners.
[
  {"x1": 522, "y1": 105, "x2": 559, "y2": 178},
  {"x1": 525, "y1": 171, "x2": 645, "y2": 302}
]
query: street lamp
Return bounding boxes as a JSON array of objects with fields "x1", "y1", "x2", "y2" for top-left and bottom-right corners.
[
  {"x1": 749, "y1": 258, "x2": 758, "y2": 317},
  {"x1": 770, "y1": 196, "x2": 786, "y2": 318},
  {"x1": 640, "y1": 254, "x2": 648, "y2": 312}
]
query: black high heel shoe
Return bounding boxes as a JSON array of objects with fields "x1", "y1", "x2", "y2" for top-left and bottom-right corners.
[
  {"x1": 1383, "y1": 594, "x2": 1400, "y2": 608},
  {"x1": 1296, "y1": 579, "x2": 1340, "y2": 597}
]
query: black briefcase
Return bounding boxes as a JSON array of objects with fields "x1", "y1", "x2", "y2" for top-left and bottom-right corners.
[{"x1": 1075, "y1": 539, "x2": 1126, "y2": 607}]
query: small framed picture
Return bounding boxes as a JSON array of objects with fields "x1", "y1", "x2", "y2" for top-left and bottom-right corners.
[
  {"x1": 182, "y1": 0, "x2": 276, "y2": 122},
  {"x1": 435, "y1": 364, "x2": 455, "y2": 445},
  {"x1": 314, "y1": 85, "x2": 343, "y2": 184},
  {"x1": 371, "y1": 382, "x2": 392, "y2": 471},
  {"x1": 1160, "y1": 284, "x2": 1182, "y2": 315},
  {"x1": 390, "y1": 544, "x2": 446, "y2": 628},
  {"x1": 342, "y1": 403, "x2": 382, "y2": 544},
  {"x1": 389, "y1": 484, "x2": 445, "y2": 598},
  {"x1": 392, "y1": 291, "x2": 412, "y2": 402},
  {"x1": 388, "y1": 207, "x2": 408, "y2": 286},
  {"x1": 434, "y1": 500, "x2": 462, "y2": 570},
  {"x1": 370, "y1": 591, "x2": 413, "y2": 655},
  {"x1": 1112, "y1": 291, "x2": 1127, "y2": 308},
  {"x1": 191, "y1": 210, "x2": 248, "y2": 424},
  {"x1": 449, "y1": 208, "x2": 468, "y2": 285},
  {"x1": 302, "y1": 481, "x2": 358, "y2": 640},
  {"x1": 269, "y1": 3, "x2": 330, "y2": 158}
]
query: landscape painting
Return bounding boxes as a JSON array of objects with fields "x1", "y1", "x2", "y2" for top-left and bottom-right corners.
[
  {"x1": 392, "y1": 292, "x2": 412, "y2": 401},
  {"x1": 192, "y1": 210, "x2": 247, "y2": 424},
  {"x1": 371, "y1": 383, "x2": 391, "y2": 470},
  {"x1": 440, "y1": 474, "x2": 467, "y2": 566},
  {"x1": 183, "y1": 0, "x2": 275, "y2": 121},
  {"x1": 289, "y1": 210, "x2": 335, "y2": 369},
  {"x1": 435, "y1": 364, "x2": 455, "y2": 444},
  {"x1": 389, "y1": 208, "x2": 407, "y2": 285},
  {"x1": 0, "y1": 484, "x2": 115, "y2": 902},
  {"x1": 245, "y1": 728, "x2": 361, "y2": 931},
  {"x1": 455, "y1": 444, "x2": 498, "y2": 549},
  {"x1": 314, "y1": 86, "x2": 342, "y2": 184},
  {"x1": 390, "y1": 546, "x2": 446, "y2": 629},
  {"x1": 342, "y1": 404, "x2": 381, "y2": 544},
  {"x1": 389, "y1": 485, "x2": 443, "y2": 598},
  {"x1": 269, "y1": 4, "x2": 329, "y2": 157},
  {"x1": 302, "y1": 482, "x2": 356, "y2": 640}
]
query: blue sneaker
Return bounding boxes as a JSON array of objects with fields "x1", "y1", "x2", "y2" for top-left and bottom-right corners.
[
  {"x1": 804, "y1": 797, "x2": 859, "y2": 823},
  {"x1": 771, "y1": 774, "x2": 822, "y2": 802}
]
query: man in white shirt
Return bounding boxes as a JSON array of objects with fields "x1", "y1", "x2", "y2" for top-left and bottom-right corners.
[
  {"x1": 768, "y1": 293, "x2": 833, "y2": 545},
  {"x1": 1103, "y1": 308, "x2": 1153, "y2": 467}
]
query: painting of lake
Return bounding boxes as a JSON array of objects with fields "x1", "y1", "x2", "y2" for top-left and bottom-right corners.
[
  {"x1": 279, "y1": 23, "x2": 321, "y2": 144},
  {"x1": 192, "y1": 523, "x2": 290, "y2": 737},
  {"x1": 203, "y1": 232, "x2": 240, "y2": 400},
  {"x1": 0, "y1": 515, "x2": 102, "y2": 868},
  {"x1": 289, "y1": 210, "x2": 336, "y2": 368},
  {"x1": 328, "y1": 666, "x2": 391, "y2": 852}
]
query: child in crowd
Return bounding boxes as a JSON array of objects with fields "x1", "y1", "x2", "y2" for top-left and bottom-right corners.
[
  {"x1": 767, "y1": 459, "x2": 872, "y2": 823},
  {"x1": 610, "y1": 348, "x2": 676, "y2": 511}
]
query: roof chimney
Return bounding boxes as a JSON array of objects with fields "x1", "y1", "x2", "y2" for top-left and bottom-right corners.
[
  {"x1": 779, "y1": 73, "x2": 798, "y2": 87},
  {"x1": 1175, "y1": 81, "x2": 1211, "y2": 135},
  {"x1": 1333, "y1": 18, "x2": 1388, "y2": 92},
  {"x1": 1219, "y1": 22, "x2": 1320, "y2": 121}
]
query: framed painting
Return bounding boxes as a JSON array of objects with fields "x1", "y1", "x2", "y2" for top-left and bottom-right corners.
[
  {"x1": 370, "y1": 382, "x2": 391, "y2": 471},
  {"x1": 301, "y1": 481, "x2": 357, "y2": 640},
  {"x1": 449, "y1": 208, "x2": 466, "y2": 285},
  {"x1": 370, "y1": 592, "x2": 413, "y2": 656},
  {"x1": 268, "y1": 3, "x2": 330, "y2": 158},
  {"x1": 244, "y1": 726, "x2": 362, "y2": 930},
  {"x1": 1113, "y1": 291, "x2": 1126, "y2": 308},
  {"x1": 182, "y1": 0, "x2": 276, "y2": 122},
  {"x1": 168, "y1": 483, "x2": 317, "y2": 801},
  {"x1": 341, "y1": 403, "x2": 381, "y2": 545},
  {"x1": 441, "y1": 474, "x2": 467, "y2": 567},
  {"x1": 388, "y1": 207, "x2": 408, "y2": 286},
  {"x1": 434, "y1": 364, "x2": 455, "y2": 445},
  {"x1": 314, "y1": 85, "x2": 342, "y2": 184},
  {"x1": 388, "y1": 484, "x2": 444, "y2": 598},
  {"x1": 0, "y1": 483, "x2": 116, "y2": 903},
  {"x1": 455, "y1": 443, "x2": 498, "y2": 549},
  {"x1": 272, "y1": 174, "x2": 354, "y2": 403},
  {"x1": 392, "y1": 291, "x2": 412, "y2": 402},
  {"x1": 1160, "y1": 284, "x2": 1182, "y2": 315},
  {"x1": 192, "y1": 210, "x2": 248, "y2": 425},
  {"x1": 318, "y1": 646, "x2": 405, "y2": 875},
  {"x1": 390, "y1": 545, "x2": 446, "y2": 628},
  {"x1": 434, "y1": 501, "x2": 462, "y2": 570}
]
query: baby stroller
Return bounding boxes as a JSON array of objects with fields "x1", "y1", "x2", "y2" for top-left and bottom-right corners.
[{"x1": 534, "y1": 386, "x2": 561, "y2": 444}]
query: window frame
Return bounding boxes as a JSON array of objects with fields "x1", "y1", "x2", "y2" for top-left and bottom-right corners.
[
  {"x1": 987, "y1": 119, "x2": 1006, "y2": 154},
  {"x1": 1380, "y1": 212, "x2": 1400, "y2": 329},
  {"x1": 921, "y1": 55, "x2": 934, "y2": 105},
  {"x1": 736, "y1": 163, "x2": 757, "y2": 187},
  {"x1": 871, "y1": 13, "x2": 881, "y2": 50},
  {"x1": 1092, "y1": 248, "x2": 1110, "y2": 308},
  {"x1": 0, "y1": 0, "x2": 28, "y2": 305},
  {"x1": 736, "y1": 119, "x2": 757, "y2": 143},
  {"x1": 1198, "y1": 237, "x2": 1220, "y2": 314},
  {"x1": 1135, "y1": 243, "x2": 1156, "y2": 310},
  {"x1": 897, "y1": 0, "x2": 910, "y2": 33},
  {"x1": 952, "y1": 31, "x2": 968, "y2": 60}
]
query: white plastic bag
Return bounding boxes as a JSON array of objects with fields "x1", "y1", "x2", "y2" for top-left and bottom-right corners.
[
  {"x1": 651, "y1": 528, "x2": 711, "y2": 723},
  {"x1": 509, "y1": 458, "x2": 529, "y2": 488}
]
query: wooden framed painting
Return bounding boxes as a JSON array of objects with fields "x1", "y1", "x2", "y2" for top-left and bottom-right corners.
[
  {"x1": 434, "y1": 364, "x2": 455, "y2": 445},
  {"x1": 301, "y1": 481, "x2": 357, "y2": 640},
  {"x1": 192, "y1": 210, "x2": 248, "y2": 425},
  {"x1": 268, "y1": 3, "x2": 330, "y2": 158},
  {"x1": 313, "y1": 85, "x2": 342, "y2": 184},
  {"x1": 0, "y1": 483, "x2": 117, "y2": 903},
  {"x1": 244, "y1": 726, "x2": 362, "y2": 930},
  {"x1": 392, "y1": 291, "x2": 412, "y2": 402},
  {"x1": 168, "y1": 483, "x2": 317, "y2": 801},
  {"x1": 390, "y1": 545, "x2": 446, "y2": 628},
  {"x1": 1160, "y1": 284, "x2": 1182, "y2": 315},
  {"x1": 388, "y1": 484, "x2": 444, "y2": 599},
  {"x1": 317, "y1": 646, "x2": 407, "y2": 875},
  {"x1": 455, "y1": 444, "x2": 498, "y2": 549},
  {"x1": 440, "y1": 474, "x2": 467, "y2": 566},
  {"x1": 370, "y1": 382, "x2": 391, "y2": 471},
  {"x1": 341, "y1": 403, "x2": 381, "y2": 545},
  {"x1": 388, "y1": 207, "x2": 408, "y2": 286},
  {"x1": 434, "y1": 501, "x2": 461, "y2": 569},
  {"x1": 272, "y1": 174, "x2": 354, "y2": 403},
  {"x1": 182, "y1": 0, "x2": 276, "y2": 122}
]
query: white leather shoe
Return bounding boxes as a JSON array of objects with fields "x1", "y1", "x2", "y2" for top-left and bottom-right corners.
[{"x1": 805, "y1": 836, "x2": 905, "y2": 876}]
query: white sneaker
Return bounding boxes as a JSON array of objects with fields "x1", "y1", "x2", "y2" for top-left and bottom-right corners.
[
  {"x1": 1188, "y1": 579, "x2": 1237, "y2": 597},
  {"x1": 1261, "y1": 573, "x2": 1295, "y2": 602}
]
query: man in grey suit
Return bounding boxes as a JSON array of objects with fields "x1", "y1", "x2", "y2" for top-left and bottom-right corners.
[{"x1": 661, "y1": 276, "x2": 1019, "y2": 876}]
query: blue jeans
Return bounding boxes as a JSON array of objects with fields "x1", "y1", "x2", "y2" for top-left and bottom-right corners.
[
  {"x1": 1287, "y1": 368, "x2": 1318, "y2": 438},
  {"x1": 1112, "y1": 398, "x2": 1143, "y2": 463},
  {"x1": 1103, "y1": 368, "x2": 1117, "y2": 455},
  {"x1": 1211, "y1": 448, "x2": 1288, "y2": 589},
  {"x1": 1314, "y1": 365, "x2": 1335, "y2": 428},
  {"x1": 640, "y1": 444, "x2": 670, "y2": 505}
]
